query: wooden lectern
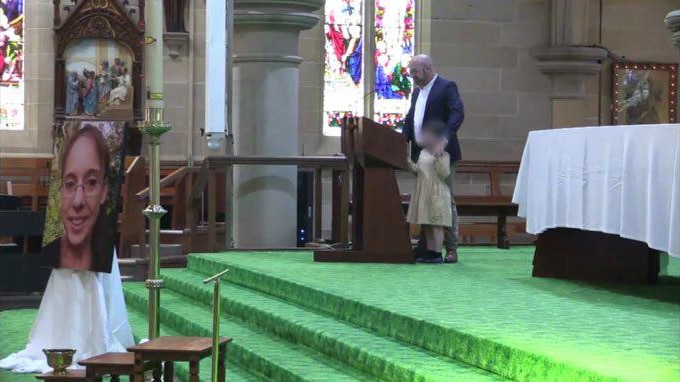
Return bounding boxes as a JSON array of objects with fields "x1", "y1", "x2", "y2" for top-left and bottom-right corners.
[{"x1": 314, "y1": 117, "x2": 413, "y2": 263}]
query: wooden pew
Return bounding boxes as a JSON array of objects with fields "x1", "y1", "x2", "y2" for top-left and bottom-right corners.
[
  {"x1": 0, "y1": 210, "x2": 51, "y2": 292},
  {"x1": 403, "y1": 161, "x2": 520, "y2": 249},
  {"x1": 0, "y1": 158, "x2": 51, "y2": 211}
]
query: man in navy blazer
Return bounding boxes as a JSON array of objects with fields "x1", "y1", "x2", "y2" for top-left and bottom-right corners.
[{"x1": 402, "y1": 54, "x2": 465, "y2": 263}]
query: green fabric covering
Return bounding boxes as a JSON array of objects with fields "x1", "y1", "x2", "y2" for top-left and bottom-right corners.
[
  {"x1": 1, "y1": 310, "x2": 38, "y2": 382},
  {"x1": 0, "y1": 310, "x2": 260, "y2": 382},
  {"x1": 181, "y1": 247, "x2": 679, "y2": 382},
  {"x1": 124, "y1": 283, "x2": 379, "y2": 381},
  {"x1": 156, "y1": 268, "x2": 504, "y2": 381},
  {"x1": 4, "y1": 247, "x2": 678, "y2": 382}
]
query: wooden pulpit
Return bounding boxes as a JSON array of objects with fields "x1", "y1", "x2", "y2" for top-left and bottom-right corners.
[{"x1": 314, "y1": 117, "x2": 413, "y2": 263}]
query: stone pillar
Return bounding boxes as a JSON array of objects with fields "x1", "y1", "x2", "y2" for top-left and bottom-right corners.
[
  {"x1": 232, "y1": 1, "x2": 321, "y2": 247},
  {"x1": 533, "y1": 0, "x2": 606, "y2": 128}
]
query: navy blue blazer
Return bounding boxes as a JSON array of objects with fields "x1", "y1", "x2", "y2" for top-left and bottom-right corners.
[{"x1": 402, "y1": 76, "x2": 465, "y2": 162}]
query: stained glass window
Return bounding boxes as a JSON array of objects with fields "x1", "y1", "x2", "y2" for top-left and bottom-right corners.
[
  {"x1": 374, "y1": 0, "x2": 414, "y2": 132},
  {"x1": 323, "y1": 0, "x2": 364, "y2": 137},
  {"x1": 0, "y1": 0, "x2": 24, "y2": 130},
  {"x1": 323, "y1": 0, "x2": 415, "y2": 136}
]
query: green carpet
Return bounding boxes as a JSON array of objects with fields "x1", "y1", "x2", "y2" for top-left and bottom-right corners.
[
  {"x1": 1, "y1": 310, "x2": 38, "y2": 382},
  {"x1": 3, "y1": 248, "x2": 679, "y2": 382},
  {"x1": 180, "y1": 247, "x2": 679, "y2": 382}
]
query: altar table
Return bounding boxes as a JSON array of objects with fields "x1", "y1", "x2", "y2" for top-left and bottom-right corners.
[{"x1": 513, "y1": 124, "x2": 679, "y2": 282}]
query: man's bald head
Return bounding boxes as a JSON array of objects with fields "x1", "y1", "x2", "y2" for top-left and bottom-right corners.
[
  {"x1": 411, "y1": 54, "x2": 433, "y2": 68},
  {"x1": 408, "y1": 54, "x2": 436, "y2": 88}
]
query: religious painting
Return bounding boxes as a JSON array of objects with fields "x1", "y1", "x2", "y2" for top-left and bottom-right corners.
[
  {"x1": 612, "y1": 62, "x2": 678, "y2": 125},
  {"x1": 42, "y1": 120, "x2": 127, "y2": 273},
  {"x1": 0, "y1": 0, "x2": 24, "y2": 130},
  {"x1": 323, "y1": 0, "x2": 364, "y2": 136},
  {"x1": 373, "y1": 0, "x2": 414, "y2": 132},
  {"x1": 63, "y1": 39, "x2": 134, "y2": 121}
]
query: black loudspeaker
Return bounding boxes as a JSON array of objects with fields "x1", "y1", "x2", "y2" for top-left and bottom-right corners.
[{"x1": 297, "y1": 170, "x2": 314, "y2": 247}]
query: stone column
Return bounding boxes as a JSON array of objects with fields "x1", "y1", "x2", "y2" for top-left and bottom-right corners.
[
  {"x1": 232, "y1": 1, "x2": 321, "y2": 247},
  {"x1": 533, "y1": 0, "x2": 606, "y2": 128}
]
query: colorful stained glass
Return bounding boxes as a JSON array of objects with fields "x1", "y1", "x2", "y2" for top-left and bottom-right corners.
[
  {"x1": 0, "y1": 0, "x2": 24, "y2": 130},
  {"x1": 323, "y1": 0, "x2": 364, "y2": 136},
  {"x1": 374, "y1": 0, "x2": 414, "y2": 131},
  {"x1": 323, "y1": 0, "x2": 414, "y2": 136}
]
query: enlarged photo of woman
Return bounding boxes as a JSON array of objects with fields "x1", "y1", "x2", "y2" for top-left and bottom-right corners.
[{"x1": 42, "y1": 121, "x2": 126, "y2": 273}]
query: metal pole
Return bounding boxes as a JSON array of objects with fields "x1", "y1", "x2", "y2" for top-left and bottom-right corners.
[
  {"x1": 141, "y1": 0, "x2": 171, "y2": 340},
  {"x1": 141, "y1": 108, "x2": 171, "y2": 340},
  {"x1": 203, "y1": 269, "x2": 229, "y2": 382}
]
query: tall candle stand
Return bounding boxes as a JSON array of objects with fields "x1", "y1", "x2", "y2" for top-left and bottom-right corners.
[{"x1": 140, "y1": 107, "x2": 172, "y2": 340}]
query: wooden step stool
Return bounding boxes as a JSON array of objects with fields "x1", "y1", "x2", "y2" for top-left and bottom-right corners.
[{"x1": 78, "y1": 352, "x2": 149, "y2": 382}]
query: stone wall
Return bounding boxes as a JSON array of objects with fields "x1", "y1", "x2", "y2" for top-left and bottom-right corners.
[
  {"x1": 585, "y1": 0, "x2": 679, "y2": 126},
  {"x1": 2, "y1": 0, "x2": 677, "y2": 160}
]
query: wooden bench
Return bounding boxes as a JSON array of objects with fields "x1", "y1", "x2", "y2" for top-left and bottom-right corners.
[
  {"x1": 0, "y1": 158, "x2": 51, "y2": 211},
  {"x1": 0, "y1": 210, "x2": 51, "y2": 292},
  {"x1": 403, "y1": 161, "x2": 520, "y2": 249},
  {"x1": 78, "y1": 351, "x2": 154, "y2": 382}
]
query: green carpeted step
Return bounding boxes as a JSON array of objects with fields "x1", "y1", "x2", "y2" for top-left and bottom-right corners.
[
  {"x1": 126, "y1": 307, "x2": 262, "y2": 382},
  {"x1": 161, "y1": 268, "x2": 506, "y2": 382},
  {"x1": 185, "y1": 251, "x2": 680, "y2": 382},
  {"x1": 124, "y1": 282, "x2": 375, "y2": 382}
]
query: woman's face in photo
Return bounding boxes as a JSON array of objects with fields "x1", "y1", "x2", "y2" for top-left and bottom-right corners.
[{"x1": 60, "y1": 135, "x2": 108, "y2": 251}]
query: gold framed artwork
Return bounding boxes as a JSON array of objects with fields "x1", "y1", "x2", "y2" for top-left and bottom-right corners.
[{"x1": 612, "y1": 62, "x2": 678, "y2": 125}]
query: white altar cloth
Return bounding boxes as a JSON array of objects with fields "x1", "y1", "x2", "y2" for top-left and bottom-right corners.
[
  {"x1": 512, "y1": 124, "x2": 679, "y2": 258},
  {"x1": 0, "y1": 251, "x2": 135, "y2": 373}
]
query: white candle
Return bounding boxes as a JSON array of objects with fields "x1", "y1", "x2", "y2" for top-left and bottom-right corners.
[{"x1": 145, "y1": 0, "x2": 164, "y2": 110}]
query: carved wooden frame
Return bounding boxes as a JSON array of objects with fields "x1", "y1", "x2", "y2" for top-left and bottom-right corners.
[
  {"x1": 53, "y1": 0, "x2": 144, "y2": 121},
  {"x1": 611, "y1": 62, "x2": 678, "y2": 125}
]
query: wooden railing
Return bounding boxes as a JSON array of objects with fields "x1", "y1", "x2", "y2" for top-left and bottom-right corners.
[
  {"x1": 204, "y1": 155, "x2": 350, "y2": 251},
  {"x1": 118, "y1": 156, "x2": 146, "y2": 258}
]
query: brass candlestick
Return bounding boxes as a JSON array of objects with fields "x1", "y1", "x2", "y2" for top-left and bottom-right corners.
[
  {"x1": 203, "y1": 268, "x2": 229, "y2": 382},
  {"x1": 140, "y1": 106, "x2": 172, "y2": 340}
]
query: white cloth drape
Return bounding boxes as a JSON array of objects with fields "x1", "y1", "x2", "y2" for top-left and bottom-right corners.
[
  {"x1": 0, "y1": 251, "x2": 135, "y2": 373},
  {"x1": 512, "y1": 124, "x2": 680, "y2": 258}
]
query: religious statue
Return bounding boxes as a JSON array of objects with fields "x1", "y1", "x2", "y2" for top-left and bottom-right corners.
[
  {"x1": 96, "y1": 60, "x2": 111, "y2": 103},
  {"x1": 108, "y1": 67, "x2": 130, "y2": 105},
  {"x1": 65, "y1": 71, "x2": 80, "y2": 115},
  {"x1": 164, "y1": 0, "x2": 187, "y2": 33},
  {"x1": 110, "y1": 58, "x2": 122, "y2": 88},
  {"x1": 82, "y1": 70, "x2": 98, "y2": 116}
]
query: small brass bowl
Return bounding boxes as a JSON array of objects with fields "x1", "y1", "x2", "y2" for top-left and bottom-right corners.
[{"x1": 42, "y1": 349, "x2": 76, "y2": 375}]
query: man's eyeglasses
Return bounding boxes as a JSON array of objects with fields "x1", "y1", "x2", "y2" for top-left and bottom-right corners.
[
  {"x1": 60, "y1": 178, "x2": 103, "y2": 198},
  {"x1": 407, "y1": 67, "x2": 425, "y2": 75}
]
